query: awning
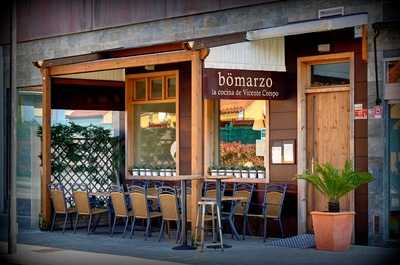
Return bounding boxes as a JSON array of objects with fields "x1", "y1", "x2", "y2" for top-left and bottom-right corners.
[{"x1": 204, "y1": 37, "x2": 286, "y2": 72}]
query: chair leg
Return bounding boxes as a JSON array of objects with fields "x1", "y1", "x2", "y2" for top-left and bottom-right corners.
[
  {"x1": 144, "y1": 218, "x2": 150, "y2": 240},
  {"x1": 200, "y1": 204, "x2": 206, "y2": 252},
  {"x1": 62, "y1": 213, "x2": 68, "y2": 234},
  {"x1": 211, "y1": 204, "x2": 216, "y2": 242},
  {"x1": 122, "y1": 216, "x2": 129, "y2": 237},
  {"x1": 158, "y1": 219, "x2": 165, "y2": 242},
  {"x1": 194, "y1": 205, "x2": 201, "y2": 246},
  {"x1": 263, "y1": 217, "x2": 267, "y2": 242},
  {"x1": 88, "y1": 214, "x2": 92, "y2": 235},
  {"x1": 50, "y1": 212, "x2": 56, "y2": 232},
  {"x1": 70, "y1": 214, "x2": 74, "y2": 230},
  {"x1": 279, "y1": 219, "x2": 284, "y2": 238},
  {"x1": 176, "y1": 220, "x2": 181, "y2": 243},
  {"x1": 242, "y1": 215, "x2": 247, "y2": 240},
  {"x1": 111, "y1": 215, "x2": 117, "y2": 237},
  {"x1": 216, "y1": 205, "x2": 224, "y2": 251},
  {"x1": 166, "y1": 221, "x2": 170, "y2": 239},
  {"x1": 130, "y1": 216, "x2": 136, "y2": 239},
  {"x1": 74, "y1": 214, "x2": 79, "y2": 233}
]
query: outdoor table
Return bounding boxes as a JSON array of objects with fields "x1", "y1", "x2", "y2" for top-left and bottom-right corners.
[
  {"x1": 204, "y1": 175, "x2": 236, "y2": 247},
  {"x1": 132, "y1": 175, "x2": 203, "y2": 250}
]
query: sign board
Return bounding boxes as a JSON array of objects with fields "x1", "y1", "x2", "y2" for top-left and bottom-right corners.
[
  {"x1": 354, "y1": 103, "x2": 368, "y2": 120},
  {"x1": 203, "y1": 68, "x2": 286, "y2": 100},
  {"x1": 368, "y1": 105, "x2": 383, "y2": 119}
]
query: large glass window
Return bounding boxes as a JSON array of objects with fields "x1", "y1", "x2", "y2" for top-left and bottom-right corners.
[
  {"x1": 219, "y1": 99, "x2": 266, "y2": 168},
  {"x1": 389, "y1": 103, "x2": 400, "y2": 240},
  {"x1": 133, "y1": 103, "x2": 176, "y2": 167},
  {"x1": 127, "y1": 70, "x2": 178, "y2": 172},
  {"x1": 17, "y1": 92, "x2": 42, "y2": 225},
  {"x1": 386, "y1": 60, "x2": 400, "y2": 84}
]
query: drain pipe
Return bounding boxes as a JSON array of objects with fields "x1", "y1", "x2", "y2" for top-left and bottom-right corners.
[{"x1": 373, "y1": 24, "x2": 382, "y2": 106}]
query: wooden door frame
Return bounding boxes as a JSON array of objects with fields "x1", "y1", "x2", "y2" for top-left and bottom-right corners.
[
  {"x1": 297, "y1": 52, "x2": 355, "y2": 234},
  {"x1": 40, "y1": 49, "x2": 205, "y2": 231}
]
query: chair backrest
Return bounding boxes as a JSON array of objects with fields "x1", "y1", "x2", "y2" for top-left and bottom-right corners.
[
  {"x1": 109, "y1": 184, "x2": 124, "y2": 192},
  {"x1": 128, "y1": 185, "x2": 149, "y2": 218},
  {"x1": 110, "y1": 191, "x2": 128, "y2": 217},
  {"x1": 48, "y1": 183, "x2": 67, "y2": 214},
  {"x1": 204, "y1": 182, "x2": 225, "y2": 198},
  {"x1": 158, "y1": 186, "x2": 179, "y2": 221},
  {"x1": 264, "y1": 184, "x2": 287, "y2": 218},
  {"x1": 232, "y1": 183, "x2": 254, "y2": 215},
  {"x1": 72, "y1": 184, "x2": 91, "y2": 215}
]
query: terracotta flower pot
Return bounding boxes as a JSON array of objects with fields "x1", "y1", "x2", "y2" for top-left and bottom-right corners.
[{"x1": 311, "y1": 211, "x2": 355, "y2": 251}]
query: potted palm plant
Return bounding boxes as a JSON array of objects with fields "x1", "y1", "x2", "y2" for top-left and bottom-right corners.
[{"x1": 300, "y1": 160, "x2": 373, "y2": 251}]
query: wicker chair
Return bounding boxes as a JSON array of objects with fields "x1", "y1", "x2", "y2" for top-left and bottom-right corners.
[
  {"x1": 230, "y1": 183, "x2": 254, "y2": 240},
  {"x1": 48, "y1": 183, "x2": 76, "y2": 233},
  {"x1": 249, "y1": 184, "x2": 287, "y2": 241},
  {"x1": 128, "y1": 185, "x2": 162, "y2": 240},
  {"x1": 110, "y1": 191, "x2": 134, "y2": 237},
  {"x1": 158, "y1": 186, "x2": 181, "y2": 242},
  {"x1": 72, "y1": 184, "x2": 108, "y2": 234}
]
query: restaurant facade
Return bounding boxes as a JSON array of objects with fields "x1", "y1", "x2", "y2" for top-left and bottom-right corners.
[{"x1": 0, "y1": 0, "x2": 399, "y2": 246}]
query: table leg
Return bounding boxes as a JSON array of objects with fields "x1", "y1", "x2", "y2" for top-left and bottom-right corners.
[
  {"x1": 172, "y1": 179, "x2": 196, "y2": 250},
  {"x1": 207, "y1": 179, "x2": 232, "y2": 249}
]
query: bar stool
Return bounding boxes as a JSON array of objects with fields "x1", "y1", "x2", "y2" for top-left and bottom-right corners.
[{"x1": 194, "y1": 200, "x2": 224, "y2": 252}]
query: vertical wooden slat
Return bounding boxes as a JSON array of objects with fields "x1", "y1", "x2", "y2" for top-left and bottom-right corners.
[
  {"x1": 264, "y1": 100, "x2": 270, "y2": 182},
  {"x1": 361, "y1": 25, "x2": 368, "y2": 62},
  {"x1": 297, "y1": 58, "x2": 307, "y2": 235},
  {"x1": 203, "y1": 99, "x2": 213, "y2": 174},
  {"x1": 41, "y1": 67, "x2": 52, "y2": 224},
  {"x1": 191, "y1": 51, "x2": 203, "y2": 234}
]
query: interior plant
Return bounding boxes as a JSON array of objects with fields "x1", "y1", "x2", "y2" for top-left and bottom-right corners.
[
  {"x1": 233, "y1": 166, "x2": 241, "y2": 178},
  {"x1": 210, "y1": 165, "x2": 218, "y2": 176},
  {"x1": 240, "y1": 165, "x2": 248, "y2": 178},
  {"x1": 152, "y1": 166, "x2": 159, "y2": 176},
  {"x1": 225, "y1": 166, "x2": 233, "y2": 176},
  {"x1": 256, "y1": 165, "x2": 265, "y2": 179},
  {"x1": 219, "y1": 165, "x2": 227, "y2": 176},
  {"x1": 299, "y1": 160, "x2": 374, "y2": 251},
  {"x1": 249, "y1": 166, "x2": 257, "y2": 179}
]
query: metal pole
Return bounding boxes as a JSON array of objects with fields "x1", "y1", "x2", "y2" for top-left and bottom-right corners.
[{"x1": 8, "y1": 0, "x2": 17, "y2": 254}]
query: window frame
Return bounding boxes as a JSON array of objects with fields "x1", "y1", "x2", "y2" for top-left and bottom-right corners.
[{"x1": 126, "y1": 70, "x2": 179, "y2": 175}]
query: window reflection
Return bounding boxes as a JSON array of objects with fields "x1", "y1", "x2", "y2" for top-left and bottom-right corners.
[
  {"x1": 219, "y1": 100, "x2": 266, "y2": 167},
  {"x1": 134, "y1": 103, "x2": 176, "y2": 167},
  {"x1": 310, "y1": 62, "x2": 350, "y2": 87}
]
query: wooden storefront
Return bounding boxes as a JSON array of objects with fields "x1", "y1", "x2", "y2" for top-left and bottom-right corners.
[{"x1": 38, "y1": 27, "x2": 368, "y2": 243}]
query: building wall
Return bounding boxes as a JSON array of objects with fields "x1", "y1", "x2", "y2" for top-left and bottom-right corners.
[
  {"x1": 1, "y1": 0, "x2": 398, "y2": 244},
  {"x1": 367, "y1": 14, "x2": 400, "y2": 245}
]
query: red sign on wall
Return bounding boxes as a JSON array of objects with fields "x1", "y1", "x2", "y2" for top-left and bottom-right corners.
[{"x1": 203, "y1": 68, "x2": 286, "y2": 100}]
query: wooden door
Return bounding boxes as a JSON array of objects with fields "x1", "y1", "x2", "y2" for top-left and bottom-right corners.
[{"x1": 305, "y1": 90, "x2": 350, "y2": 230}]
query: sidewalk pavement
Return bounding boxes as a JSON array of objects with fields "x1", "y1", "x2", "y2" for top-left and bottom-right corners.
[
  {"x1": 0, "y1": 228, "x2": 398, "y2": 265},
  {"x1": 0, "y1": 242, "x2": 186, "y2": 265}
]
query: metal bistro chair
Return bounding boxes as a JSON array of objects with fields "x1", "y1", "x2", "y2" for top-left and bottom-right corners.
[
  {"x1": 147, "y1": 181, "x2": 163, "y2": 211},
  {"x1": 110, "y1": 191, "x2": 134, "y2": 237},
  {"x1": 250, "y1": 184, "x2": 287, "y2": 242},
  {"x1": 203, "y1": 182, "x2": 226, "y2": 199},
  {"x1": 72, "y1": 184, "x2": 109, "y2": 234},
  {"x1": 128, "y1": 185, "x2": 162, "y2": 240},
  {"x1": 230, "y1": 183, "x2": 254, "y2": 240},
  {"x1": 48, "y1": 183, "x2": 76, "y2": 233},
  {"x1": 158, "y1": 186, "x2": 181, "y2": 242}
]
